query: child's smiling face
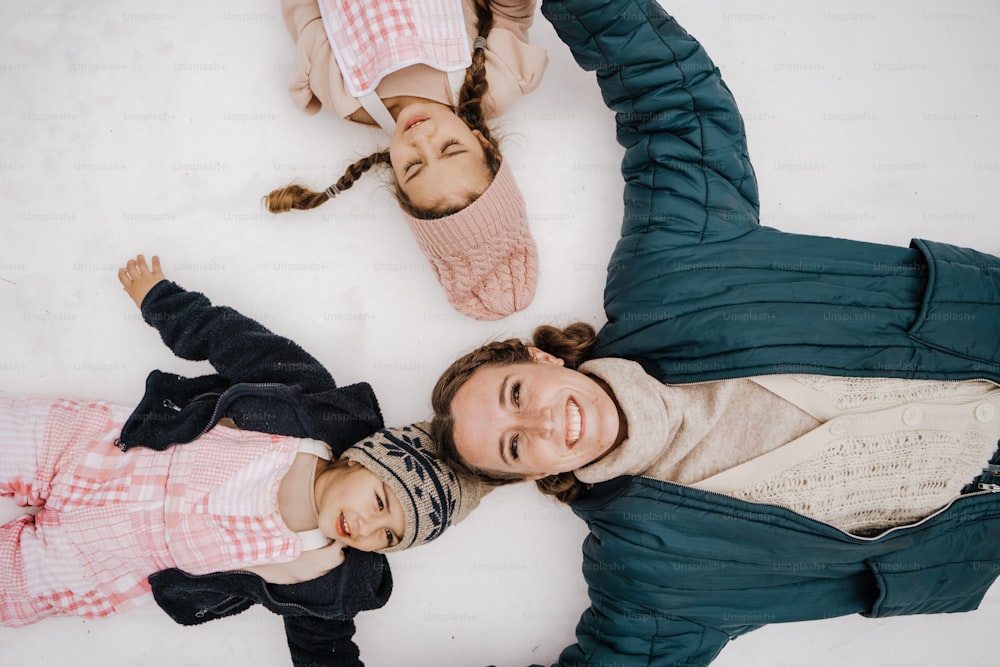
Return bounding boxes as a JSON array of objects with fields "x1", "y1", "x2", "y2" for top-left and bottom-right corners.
[{"x1": 314, "y1": 460, "x2": 405, "y2": 552}]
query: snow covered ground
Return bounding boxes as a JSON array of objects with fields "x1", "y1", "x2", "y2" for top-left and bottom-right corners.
[{"x1": 2, "y1": 1, "x2": 999, "y2": 665}]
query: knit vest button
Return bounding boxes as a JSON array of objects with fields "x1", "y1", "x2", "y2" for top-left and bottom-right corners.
[
  {"x1": 902, "y1": 407, "x2": 922, "y2": 426},
  {"x1": 975, "y1": 403, "x2": 996, "y2": 423},
  {"x1": 829, "y1": 419, "x2": 849, "y2": 435}
]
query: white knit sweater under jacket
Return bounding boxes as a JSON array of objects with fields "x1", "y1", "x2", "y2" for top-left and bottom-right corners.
[{"x1": 576, "y1": 358, "x2": 1000, "y2": 536}]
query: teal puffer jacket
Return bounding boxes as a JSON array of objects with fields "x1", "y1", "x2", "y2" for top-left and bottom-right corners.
[{"x1": 541, "y1": 0, "x2": 1000, "y2": 665}]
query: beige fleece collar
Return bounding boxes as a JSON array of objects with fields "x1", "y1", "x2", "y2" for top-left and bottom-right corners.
[{"x1": 573, "y1": 358, "x2": 675, "y2": 484}]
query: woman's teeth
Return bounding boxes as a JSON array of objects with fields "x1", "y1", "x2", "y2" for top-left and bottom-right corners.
[{"x1": 567, "y1": 399, "x2": 581, "y2": 446}]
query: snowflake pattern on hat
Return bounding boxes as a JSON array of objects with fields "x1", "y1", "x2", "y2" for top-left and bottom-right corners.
[{"x1": 342, "y1": 422, "x2": 487, "y2": 552}]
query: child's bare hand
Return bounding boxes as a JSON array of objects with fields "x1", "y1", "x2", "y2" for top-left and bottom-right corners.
[{"x1": 118, "y1": 254, "x2": 165, "y2": 308}]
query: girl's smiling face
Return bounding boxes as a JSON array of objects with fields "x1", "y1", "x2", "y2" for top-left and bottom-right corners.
[
  {"x1": 449, "y1": 349, "x2": 624, "y2": 479},
  {"x1": 314, "y1": 460, "x2": 405, "y2": 552},
  {"x1": 389, "y1": 101, "x2": 493, "y2": 213}
]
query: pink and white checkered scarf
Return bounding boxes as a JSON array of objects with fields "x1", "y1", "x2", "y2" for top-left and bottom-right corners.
[{"x1": 318, "y1": 0, "x2": 471, "y2": 98}]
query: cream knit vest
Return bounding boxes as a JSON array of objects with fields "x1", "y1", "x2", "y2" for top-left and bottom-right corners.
[{"x1": 577, "y1": 359, "x2": 1000, "y2": 536}]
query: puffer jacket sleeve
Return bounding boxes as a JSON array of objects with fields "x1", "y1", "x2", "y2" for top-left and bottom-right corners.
[
  {"x1": 554, "y1": 593, "x2": 729, "y2": 667},
  {"x1": 139, "y1": 280, "x2": 336, "y2": 393},
  {"x1": 541, "y1": 0, "x2": 758, "y2": 252}
]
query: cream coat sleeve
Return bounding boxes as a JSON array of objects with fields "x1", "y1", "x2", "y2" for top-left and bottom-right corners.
[
  {"x1": 489, "y1": 0, "x2": 538, "y2": 41},
  {"x1": 477, "y1": 0, "x2": 548, "y2": 116},
  {"x1": 281, "y1": 0, "x2": 353, "y2": 117}
]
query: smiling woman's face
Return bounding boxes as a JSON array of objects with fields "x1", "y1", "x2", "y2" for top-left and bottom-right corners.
[
  {"x1": 449, "y1": 349, "x2": 624, "y2": 480},
  {"x1": 388, "y1": 101, "x2": 493, "y2": 213}
]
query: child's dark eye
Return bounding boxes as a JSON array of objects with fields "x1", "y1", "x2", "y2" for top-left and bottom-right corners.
[
  {"x1": 376, "y1": 494, "x2": 385, "y2": 511},
  {"x1": 385, "y1": 529, "x2": 394, "y2": 546}
]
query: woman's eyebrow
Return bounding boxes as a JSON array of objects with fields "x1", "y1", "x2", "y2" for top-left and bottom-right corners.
[{"x1": 499, "y1": 374, "x2": 511, "y2": 408}]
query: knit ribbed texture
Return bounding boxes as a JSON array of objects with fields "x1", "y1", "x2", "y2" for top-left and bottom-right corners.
[
  {"x1": 728, "y1": 429, "x2": 994, "y2": 535},
  {"x1": 341, "y1": 422, "x2": 490, "y2": 553},
  {"x1": 785, "y1": 375, "x2": 996, "y2": 412},
  {"x1": 726, "y1": 376, "x2": 1000, "y2": 534},
  {"x1": 404, "y1": 159, "x2": 538, "y2": 320}
]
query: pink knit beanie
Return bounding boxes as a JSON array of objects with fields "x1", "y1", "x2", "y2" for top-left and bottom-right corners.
[{"x1": 403, "y1": 159, "x2": 538, "y2": 320}]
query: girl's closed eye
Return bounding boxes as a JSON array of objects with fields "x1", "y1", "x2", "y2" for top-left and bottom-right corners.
[{"x1": 404, "y1": 141, "x2": 462, "y2": 174}]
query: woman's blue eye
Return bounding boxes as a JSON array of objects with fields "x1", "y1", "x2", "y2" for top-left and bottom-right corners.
[
  {"x1": 511, "y1": 434, "x2": 520, "y2": 461},
  {"x1": 512, "y1": 382, "x2": 521, "y2": 406}
]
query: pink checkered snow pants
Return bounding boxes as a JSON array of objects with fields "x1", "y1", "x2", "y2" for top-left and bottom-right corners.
[{"x1": 0, "y1": 398, "x2": 157, "y2": 626}]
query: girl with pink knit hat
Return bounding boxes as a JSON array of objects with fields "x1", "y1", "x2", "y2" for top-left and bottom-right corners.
[{"x1": 265, "y1": 0, "x2": 546, "y2": 320}]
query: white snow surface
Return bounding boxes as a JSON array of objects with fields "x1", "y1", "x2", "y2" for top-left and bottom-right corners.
[{"x1": 2, "y1": 1, "x2": 1000, "y2": 665}]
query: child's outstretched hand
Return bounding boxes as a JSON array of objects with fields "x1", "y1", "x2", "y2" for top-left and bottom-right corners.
[{"x1": 118, "y1": 254, "x2": 165, "y2": 308}]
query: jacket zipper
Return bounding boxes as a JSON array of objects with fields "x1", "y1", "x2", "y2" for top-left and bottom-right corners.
[
  {"x1": 164, "y1": 390, "x2": 224, "y2": 413},
  {"x1": 195, "y1": 595, "x2": 242, "y2": 618},
  {"x1": 118, "y1": 387, "x2": 280, "y2": 451},
  {"x1": 182, "y1": 569, "x2": 318, "y2": 617},
  {"x1": 194, "y1": 382, "x2": 287, "y2": 439}
]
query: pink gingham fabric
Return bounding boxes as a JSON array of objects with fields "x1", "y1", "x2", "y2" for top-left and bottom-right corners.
[
  {"x1": 318, "y1": 0, "x2": 471, "y2": 97},
  {"x1": 0, "y1": 398, "x2": 302, "y2": 626}
]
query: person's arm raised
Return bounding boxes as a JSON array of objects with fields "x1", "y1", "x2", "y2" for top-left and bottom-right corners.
[
  {"x1": 118, "y1": 254, "x2": 336, "y2": 393},
  {"x1": 541, "y1": 0, "x2": 759, "y2": 248}
]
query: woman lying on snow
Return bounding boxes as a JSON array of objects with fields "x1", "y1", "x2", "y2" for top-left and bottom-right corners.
[{"x1": 429, "y1": 0, "x2": 1000, "y2": 664}]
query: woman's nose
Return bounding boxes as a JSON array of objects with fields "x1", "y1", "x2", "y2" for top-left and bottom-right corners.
[{"x1": 523, "y1": 407, "x2": 555, "y2": 438}]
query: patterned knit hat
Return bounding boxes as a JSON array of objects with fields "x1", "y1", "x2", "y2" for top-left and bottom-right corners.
[
  {"x1": 403, "y1": 159, "x2": 539, "y2": 321},
  {"x1": 341, "y1": 422, "x2": 490, "y2": 553}
]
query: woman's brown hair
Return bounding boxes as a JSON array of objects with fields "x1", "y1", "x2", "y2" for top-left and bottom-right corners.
[
  {"x1": 263, "y1": 0, "x2": 502, "y2": 219},
  {"x1": 430, "y1": 322, "x2": 599, "y2": 504}
]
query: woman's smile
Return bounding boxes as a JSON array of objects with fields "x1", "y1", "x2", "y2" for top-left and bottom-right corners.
[
  {"x1": 451, "y1": 349, "x2": 623, "y2": 478},
  {"x1": 566, "y1": 398, "x2": 582, "y2": 448}
]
